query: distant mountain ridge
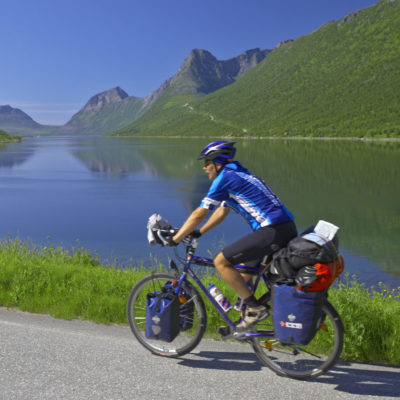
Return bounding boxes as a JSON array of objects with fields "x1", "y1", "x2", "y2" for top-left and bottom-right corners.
[
  {"x1": 59, "y1": 48, "x2": 270, "y2": 135},
  {"x1": 58, "y1": 87, "x2": 144, "y2": 135},
  {"x1": 0, "y1": 47, "x2": 269, "y2": 136},
  {"x1": 142, "y1": 48, "x2": 270, "y2": 110},
  {"x1": 0, "y1": 105, "x2": 42, "y2": 134},
  {"x1": 2, "y1": 0, "x2": 399, "y2": 138},
  {"x1": 80, "y1": 86, "x2": 129, "y2": 113}
]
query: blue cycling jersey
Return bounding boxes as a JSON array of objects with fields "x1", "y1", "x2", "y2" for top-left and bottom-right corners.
[{"x1": 200, "y1": 161, "x2": 294, "y2": 231}]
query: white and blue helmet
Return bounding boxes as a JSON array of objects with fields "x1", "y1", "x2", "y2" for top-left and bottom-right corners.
[{"x1": 198, "y1": 140, "x2": 236, "y2": 164}]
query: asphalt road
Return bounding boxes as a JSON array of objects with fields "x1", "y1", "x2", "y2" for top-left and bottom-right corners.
[{"x1": 0, "y1": 307, "x2": 399, "y2": 400}]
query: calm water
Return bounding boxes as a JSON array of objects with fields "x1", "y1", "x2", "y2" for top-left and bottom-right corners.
[{"x1": 0, "y1": 136, "x2": 399, "y2": 289}]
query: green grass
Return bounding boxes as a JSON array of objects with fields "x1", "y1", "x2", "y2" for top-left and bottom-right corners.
[
  {"x1": 0, "y1": 238, "x2": 399, "y2": 365},
  {"x1": 0, "y1": 239, "x2": 148, "y2": 323},
  {"x1": 329, "y1": 274, "x2": 400, "y2": 365}
]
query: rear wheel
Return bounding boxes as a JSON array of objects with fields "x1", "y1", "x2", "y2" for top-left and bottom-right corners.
[
  {"x1": 251, "y1": 301, "x2": 344, "y2": 379},
  {"x1": 127, "y1": 272, "x2": 207, "y2": 357}
]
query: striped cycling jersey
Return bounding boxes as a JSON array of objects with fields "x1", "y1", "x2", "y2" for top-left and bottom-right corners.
[{"x1": 200, "y1": 161, "x2": 294, "y2": 231}]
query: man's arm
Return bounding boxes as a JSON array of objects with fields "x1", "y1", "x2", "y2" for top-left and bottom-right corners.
[
  {"x1": 199, "y1": 205, "x2": 230, "y2": 235},
  {"x1": 173, "y1": 207, "x2": 210, "y2": 243}
]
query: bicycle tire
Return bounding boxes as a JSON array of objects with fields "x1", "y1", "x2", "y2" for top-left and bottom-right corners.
[
  {"x1": 127, "y1": 272, "x2": 207, "y2": 357},
  {"x1": 251, "y1": 300, "x2": 344, "y2": 380}
]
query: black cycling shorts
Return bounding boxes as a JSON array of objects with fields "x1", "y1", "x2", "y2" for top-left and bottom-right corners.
[{"x1": 222, "y1": 220, "x2": 297, "y2": 268}]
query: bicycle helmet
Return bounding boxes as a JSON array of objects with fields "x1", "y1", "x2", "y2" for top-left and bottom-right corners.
[{"x1": 198, "y1": 140, "x2": 236, "y2": 164}]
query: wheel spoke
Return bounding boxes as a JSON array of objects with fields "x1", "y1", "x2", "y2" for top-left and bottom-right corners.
[
  {"x1": 252, "y1": 301, "x2": 343, "y2": 379},
  {"x1": 127, "y1": 273, "x2": 206, "y2": 358}
]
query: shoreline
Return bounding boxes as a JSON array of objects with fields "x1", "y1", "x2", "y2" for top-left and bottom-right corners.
[
  {"x1": 110, "y1": 134, "x2": 400, "y2": 142},
  {"x1": 3, "y1": 131, "x2": 400, "y2": 142}
]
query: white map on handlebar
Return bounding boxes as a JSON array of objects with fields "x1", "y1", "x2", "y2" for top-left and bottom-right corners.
[{"x1": 147, "y1": 213, "x2": 174, "y2": 246}]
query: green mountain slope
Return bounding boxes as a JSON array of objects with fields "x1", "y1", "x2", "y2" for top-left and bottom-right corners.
[
  {"x1": 59, "y1": 87, "x2": 145, "y2": 135},
  {"x1": 115, "y1": 0, "x2": 400, "y2": 138},
  {"x1": 114, "y1": 48, "x2": 271, "y2": 136}
]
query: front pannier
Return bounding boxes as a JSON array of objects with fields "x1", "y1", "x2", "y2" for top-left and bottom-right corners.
[
  {"x1": 272, "y1": 283, "x2": 325, "y2": 345},
  {"x1": 145, "y1": 289, "x2": 180, "y2": 342}
]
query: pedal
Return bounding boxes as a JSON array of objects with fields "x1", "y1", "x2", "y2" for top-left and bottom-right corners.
[
  {"x1": 217, "y1": 326, "x2": 232, "y2": 339},
  {"x1": 232, "y1": 330, "x2": 252, "y2": 341}
]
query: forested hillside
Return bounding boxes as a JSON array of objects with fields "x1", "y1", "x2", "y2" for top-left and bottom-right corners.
[{"x1": 115, "y1": 0, "x2": 400, "y2": 138}]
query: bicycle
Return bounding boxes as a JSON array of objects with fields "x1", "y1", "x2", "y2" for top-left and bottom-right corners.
[{"x1": 126, "y1": 228, "x2": 344, "y2": 380}]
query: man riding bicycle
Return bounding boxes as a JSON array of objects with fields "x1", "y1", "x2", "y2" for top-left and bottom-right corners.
[{"x1": 171, "y1": 140, "x2": 297, "y2": 330}]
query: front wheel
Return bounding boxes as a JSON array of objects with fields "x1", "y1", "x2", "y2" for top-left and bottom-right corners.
[
  {"x1": 251, "y1": 301, "x2": 344, "y2": 380},
  {"x1": 127, "y1": 272, "x2": 207, "y2": 357}
]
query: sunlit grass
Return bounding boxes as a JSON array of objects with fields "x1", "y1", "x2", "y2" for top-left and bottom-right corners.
[{"x1": 0, "y1": 239, "x2": 399, "y2": 365}]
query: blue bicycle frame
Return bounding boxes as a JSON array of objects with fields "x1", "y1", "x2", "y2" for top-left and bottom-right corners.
[{"x1": 172, "y1": 239, "x2": 275, "y2": 338}]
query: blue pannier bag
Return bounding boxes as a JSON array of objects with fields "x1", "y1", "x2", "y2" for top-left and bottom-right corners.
[
  {"x1": 272, "y1": 283, "x2": 325, "y2": 345},
  {"x1": 145, "y1": 289, "x2": 180, "y2": 342}
]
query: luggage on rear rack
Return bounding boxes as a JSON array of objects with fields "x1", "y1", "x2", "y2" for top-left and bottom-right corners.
[
  {"x1": 296, "y1": 256, "x2": 345, "y2": 292},
  {"x1": 269, "y1": 221, "x2": 344, "y2": 345},
  {"x1": 268, "y1": 220, "x2": 344, "y2": 291},
  {"x1": 272, "y1": 283, "x2": 326, "y2": 345}
]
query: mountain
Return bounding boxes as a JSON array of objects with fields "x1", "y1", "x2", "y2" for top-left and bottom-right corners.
[
  {"x1": 61, "y1": 47, "x2": 270, "y2": 136},
  {"x1": 115, "y1": 0, "x2": 400, "y2": 138},
  {"x1": 141, "y1": 48, "x2": 271, "y2": 110},
  {"x1": 0, "y1": 105, "x2": 44, "y2": 135},
  {"x1": 115, "y1": 48, "x2": 271, "y2": 135},
  {"x1": 59, "y1": 87, "x2": 145, "y2": 135}
]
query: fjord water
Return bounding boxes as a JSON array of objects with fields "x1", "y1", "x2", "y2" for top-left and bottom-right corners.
[{"x1": 0, "y1": 136, "x2": 399, "y2": 289}]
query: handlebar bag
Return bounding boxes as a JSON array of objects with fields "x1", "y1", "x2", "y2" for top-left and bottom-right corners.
[
  {"x1": 272, "y1": 284, "x2": 325, "y2": 345},
  {"x1": 145, "y1": 291, "x2": 180, "y2": 342}
]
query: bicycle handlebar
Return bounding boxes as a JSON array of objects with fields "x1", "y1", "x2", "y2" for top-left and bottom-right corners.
[{"x1": 150, "y1": 227, "x2": 197, "y2": 248}]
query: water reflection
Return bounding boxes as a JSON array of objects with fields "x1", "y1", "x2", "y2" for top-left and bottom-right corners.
[
  {"x1": 235, "y1": 139, "x2": 400, "y2": 278},
  {"x1": 0, "y1": 136, "x2": 399, "y2": 288},
  {"x1": 70, "y1": 137, "x2": 400, "y2": 280},
  {"x1": 0, "y1": 141, "x2": 34, "y2": 168},
  {"x1": 71, "y1": 137, "x2": 210, "y2": 210}
]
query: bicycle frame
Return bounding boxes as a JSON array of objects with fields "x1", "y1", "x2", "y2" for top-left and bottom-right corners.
[{"x1": 172, "y1": 239, "x2": 275, "y2": 338}]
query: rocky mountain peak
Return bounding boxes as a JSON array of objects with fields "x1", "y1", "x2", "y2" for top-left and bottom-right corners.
[
  {"x1": 275, "y1": 39, "x2": 294, "y2": 49},
  {"x1": 182, "y1": 49, "x2": 218, "y2": 69},
  {"x1": 81, "y1": 87, "x2": 129, "y2": 113},
  {"x1": 0, "y1": 104, "x2": 40, "y2": 127},
  {"x1": 143, "y1": 47, "x2": 271, "y2": 109},
  {"x1": 0, "y1": 105, "x2": 13, "y2": 114}
]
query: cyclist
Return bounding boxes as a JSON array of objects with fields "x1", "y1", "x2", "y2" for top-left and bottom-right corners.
[{"x1": 171, "y1": 140, "x2": 297, "y2": 330}]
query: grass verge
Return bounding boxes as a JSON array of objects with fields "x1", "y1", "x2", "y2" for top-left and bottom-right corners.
[{"x1": 0, "y1": 238, "x2": 399, "y2": 366}]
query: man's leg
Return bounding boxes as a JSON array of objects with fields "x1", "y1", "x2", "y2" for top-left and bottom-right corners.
[
  {"x1": 213, "y1": 252, "x2": 252, "y2": 299},
  {"x1": 214, "y1": 251, "x2": 268, "y2": 330}
]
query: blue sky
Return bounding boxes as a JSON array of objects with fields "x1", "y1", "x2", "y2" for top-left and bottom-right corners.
[{"x1": 1, "y1": 0, "x2": 377, "y2": 125}]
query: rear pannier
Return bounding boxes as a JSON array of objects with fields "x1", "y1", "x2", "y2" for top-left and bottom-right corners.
[
  {"x1": 272, "y1": 284, "x2": 326, "y2": 345},
  {"x1": 270, "y1": 221, "x2": 344, "y2": 344}
]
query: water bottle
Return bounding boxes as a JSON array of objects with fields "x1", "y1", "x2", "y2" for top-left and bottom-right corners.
[
  {"x1": 234, "y1": 296, "x2": 246, "y2": 312},
  {"x1": 208, "y1": 284, "x2": 232, "y2": 312}
]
